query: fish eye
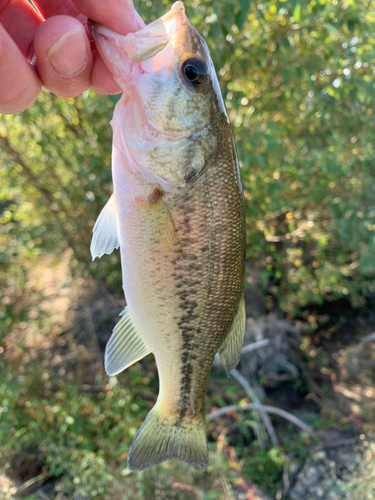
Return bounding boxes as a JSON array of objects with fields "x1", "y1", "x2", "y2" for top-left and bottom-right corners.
[{"x1": 181, "y1": 58, "x2": 207, "y2": 86}]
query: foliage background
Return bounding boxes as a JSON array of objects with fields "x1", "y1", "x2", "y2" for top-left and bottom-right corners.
[
  {"x1": 1, "y1": 0, "x2": 375, "y2": 498},
  {"x1": 2, "y1": 0, "x2": 375, "y2": 318}
]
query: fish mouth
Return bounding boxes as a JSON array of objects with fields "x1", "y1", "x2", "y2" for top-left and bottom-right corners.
[
  {"x1": 137, "y1": 0, "x2": 187, "y2": 37},
  {"x1": 90, "y1": 2, "x2": 190, "y2": 64}
]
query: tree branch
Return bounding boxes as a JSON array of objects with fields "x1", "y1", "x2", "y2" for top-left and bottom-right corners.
[
  {"x1": 241, "y1": 338, "x2": 271, "y2": 354},
  {"x1": 207, "y1": 402, "x2": 313, "y2": 434},
  {"x1": 0, "y1": 134, "x2": 75, "y2": 250},
  {"x1": 231, "y1": 368, "x2": 279, "y2": 446},
  {"x1": 264, "y1": 221, "x2": 310, "y2": 242}
]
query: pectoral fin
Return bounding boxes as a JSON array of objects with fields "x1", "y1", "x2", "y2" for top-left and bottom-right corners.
[
  {"x1": 218, "y1": 296, "x2": 246, "y2": 376},
  {"x1": 137, "y1": 191, "x2": 179, "y2": 254},
  {"x1": 90, "y1": 194, "x2": 119, "y2": 260},
  {"x1": 105, "y1": 307, "x2": 151, "y2": 376}
]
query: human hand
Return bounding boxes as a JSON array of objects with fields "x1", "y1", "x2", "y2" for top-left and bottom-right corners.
[{"x1": 0, "y1": 0, "x2": 145, "y2": 114}]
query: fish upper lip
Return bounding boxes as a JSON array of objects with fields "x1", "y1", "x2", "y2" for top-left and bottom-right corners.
[
  {"x1": 135, "y1": 1, "x2": 186, "y2": 36},
  {"x1": 90, "y1": 21, "x2": 124, "y2": 40},
  {"x1": 90, "y1": 2, "x2": 187, "y2": 44}
]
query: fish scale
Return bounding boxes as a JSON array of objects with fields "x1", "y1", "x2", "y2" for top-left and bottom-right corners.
[
  {"x1": 169, "y1": 155, "x2": 245, "y2": 420},
  {"x1": 90, "y1": 1, "x2": 245, "y2": 471}
]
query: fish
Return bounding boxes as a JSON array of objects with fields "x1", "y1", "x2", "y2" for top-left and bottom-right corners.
[{"x1": 90, "y1": 1, "x2": 246, "y2": 471}]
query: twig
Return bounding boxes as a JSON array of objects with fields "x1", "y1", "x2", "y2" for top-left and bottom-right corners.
[
  {"x1": 241, "y1": 339, "x2": 271, "y2": 354},
  {"x1": 207, "y1": 403, "x2": 313, "y2": 434},
  {"x1": 231, "y1": 368, "x2": 279, "y2": 446},
  {"x1": 172, "y1": 483, "x2": 202, "y2": 500},
  {"x1": 79, "y1": 384, "x2": 102, "y2": 393},
  {"x1": 226, "y1": 445, "x2": 256, "y2": 500},
  {"x1": 1, "y1": 427, "x2": 27, "y2": 458},
  {"x1": 264, "y1": 221, "x2": 310, "y2": 242},
  {"x1": 360, "y1": 332, "x2": 375, "y2": 344},
  {"x1": 15, "y1": 471, "x2": 50, "y2": 498},
  {"x1": 288, "y1": 338, "x2": 333, "y2": 407},
  {"x1": 324, "y1": 436, "x2": 360, "y2": 448}
]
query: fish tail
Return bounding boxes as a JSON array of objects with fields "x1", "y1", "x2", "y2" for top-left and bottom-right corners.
[{"x1": 127, "y1": 407, "x2": 208, "y2": 471}]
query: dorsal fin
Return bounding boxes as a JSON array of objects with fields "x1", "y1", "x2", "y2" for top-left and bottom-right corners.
[
  {"x1": 90, "y1": 194, "x2": 120, "y2": 260},
  {"x1": 105, "y1": 307, "x2": 151, "y2": 376}
]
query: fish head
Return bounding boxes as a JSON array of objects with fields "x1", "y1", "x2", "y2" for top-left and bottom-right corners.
[{"x1": 91, "y1": 2, "x2": 228, "y2": 193}]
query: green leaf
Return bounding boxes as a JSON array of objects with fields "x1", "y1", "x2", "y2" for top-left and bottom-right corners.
[
  {"x1": 293, "y1": 3, "x2": 301, "y2": 23},
  {"x1": 207, "y1": 491, "x2": 221, "y2": 499},
  {"x1": 322, "y1": 22, "x2": 340, "y2": 37}
]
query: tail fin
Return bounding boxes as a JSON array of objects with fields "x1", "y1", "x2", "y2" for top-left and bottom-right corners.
[{"x1": 127, "y1": 408, "x2": 208, "y2": 471}]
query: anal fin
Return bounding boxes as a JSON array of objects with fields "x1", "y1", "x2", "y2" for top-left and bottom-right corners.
[
  {"x1": 105, "y1": 307, "x2": 151, "y2": 376},
  {"x1": 90, "y1": 194, "x2": 119, "y2": 260},
  {"x1": 218, "y1": 295, "x2": 246, "y2": 376}
]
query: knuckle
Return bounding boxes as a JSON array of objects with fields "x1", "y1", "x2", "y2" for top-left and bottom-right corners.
[
  {"x1": 0, "y1": 83, "x2": 40, "y2": 114},
  {"x1": 44, "y1": 76, "x2": 90, "y2": 99}
]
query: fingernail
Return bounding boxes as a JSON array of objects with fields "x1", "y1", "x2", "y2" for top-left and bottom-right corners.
[{"x1": 48, "y1": 27, "x2": 87, "y2": 77}]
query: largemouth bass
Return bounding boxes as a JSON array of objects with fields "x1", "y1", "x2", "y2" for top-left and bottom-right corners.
[{"x1": 90, "y1": 1, "x2": 245, "y2": 471}]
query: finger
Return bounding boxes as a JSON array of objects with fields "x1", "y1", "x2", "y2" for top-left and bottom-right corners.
[
  {"x1": 0, "y1": 0, "x2": 42, "y2": 59},
  {"x1": 135, "y1": 11, "x2": 146, "y2": 29},
  {"x1": 0, "y1": 24, "x2": 41, "y2": 114},
  {"x1": 91, "y1": 53, "x2": 121, "y2": 95},
  {"x1": 72, "y1": 0, "x2": 138, "y2": 34},
  {"x1": 90, "y1": 6, "x2": 145, "y2": 94},
  {"x1": 34, "y1": 15, "x2": 93, "y2": 98},
  {"x1": 33, "y1": 0, "x2": 80, "y2": 18}
]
